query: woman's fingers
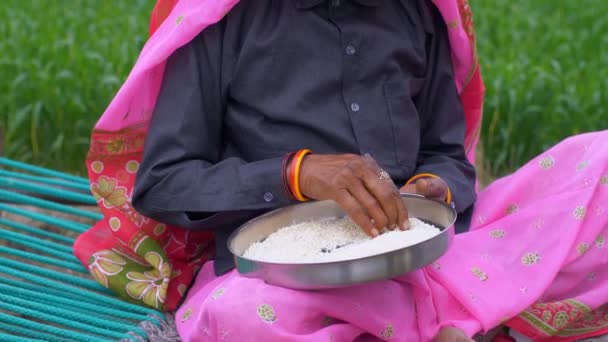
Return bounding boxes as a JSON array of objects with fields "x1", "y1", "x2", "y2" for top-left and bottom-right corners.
[
  {"x1": 416, "y1": 178, "x2": 448, "y2": 200},
  {"x1": 346, "y1": 178, "x2": 389, "y2": 233},
  {"x1": 357, "y1": 159, "x2": 406, "y2": 230},
  {"x1": 334, "y1": 190, "x2": 378, "y2": 237},
  {"x1": 298, "y1": 153, "x2": 410, "y2": 234}
]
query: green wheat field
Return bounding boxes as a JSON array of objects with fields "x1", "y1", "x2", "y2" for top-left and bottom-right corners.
[{"x1": 0, "y1": 0, "x2": 606, "y2": 178}]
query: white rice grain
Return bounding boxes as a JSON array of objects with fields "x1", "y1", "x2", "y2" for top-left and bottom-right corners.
[{"x1": 243, "y1": 217, "x2": 441, "y2": 263}]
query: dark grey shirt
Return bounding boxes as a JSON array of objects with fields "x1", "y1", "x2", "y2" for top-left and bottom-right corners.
[{"x1": 133, "y1": 0, "x2": 476, "y2": 275}]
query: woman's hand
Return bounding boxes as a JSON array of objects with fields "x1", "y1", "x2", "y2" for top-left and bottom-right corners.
[
  {"x1": 400, "y1": 177, "x2": 449, "y2": 202},
  {"x1": 299, "y1": 154, "x2": 409, "y2": 237}
]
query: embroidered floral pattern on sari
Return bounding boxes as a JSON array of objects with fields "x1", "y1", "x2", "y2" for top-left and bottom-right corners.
[
  {"x1": 573, "y1": 206, "x2": 587, "y2": 220},
  {"x1": 257, "y1": 304, "x2": 277, "y2": 323},
  {"x1": 595, "y1": 235, "x2": 605, "y2": 248},
  {"x1": 91, "y1": 176, "x2": 128, "y2": 208},
  {"x1": 470, "y1": 267, "x2": 488, "y2": 281},
  {"x1": 91, "y1": 160, "x2": 104, "y2": 174},
  {"x1": 489, "y1": 230, "x2": 505, "y2": 239},
  {"x1": 577, "y1": 243, "x2": 590, "y2": 255},
  {"x1": 521, "y1": 252, "x2": 541, "y2": 266},
  {"x1": 125, "y1": 269, "x2": 168, "y2": 309},
  {"x1": 381, "y1": 323, "x2": 394, "y2": 339},
  {"x1": 513, "y1": 301, "x2": 608, "y2": 338},
  {"x1": 181, "y1": 308, "x2": 193, "y2": 322},
  {"x1": 539, "y1": 155, "x2": 555, "y2": 170},
  {"x1": 88, "y1": 250, "x2": 126, "y2": 288},
  {"x1": 577, "y1": 160, "x2": 590, "y2": 172}
]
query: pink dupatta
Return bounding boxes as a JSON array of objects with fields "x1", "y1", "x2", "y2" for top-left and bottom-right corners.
[{"x1": 73, "y1": 0, "x2": 484, "y2": 312}]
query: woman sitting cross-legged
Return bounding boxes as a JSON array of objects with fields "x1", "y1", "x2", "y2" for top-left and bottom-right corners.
[{"x1": 74, "y1": 1, "x2": 608, "y2": 341}]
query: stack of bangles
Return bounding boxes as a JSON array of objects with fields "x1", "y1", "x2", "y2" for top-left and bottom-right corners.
[
  {"x1": 282, "y1": 149, "x2": 312, "y2": 202},
  {"x1": 283, "y1": 150, "x2": 453, "y2": 205}
]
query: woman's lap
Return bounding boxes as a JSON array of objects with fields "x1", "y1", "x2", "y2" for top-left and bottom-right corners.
[
  {"x1": 176, "y1": 261, "x2": 426, "y2": 341},
  {"x1": 177, "y1": 130, "x2": 608, "y2": 341}
]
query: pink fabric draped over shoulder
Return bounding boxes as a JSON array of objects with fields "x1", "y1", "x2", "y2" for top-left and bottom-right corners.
[{"x1": 73, "y1": 0, "x2": 483, "y2": 312}]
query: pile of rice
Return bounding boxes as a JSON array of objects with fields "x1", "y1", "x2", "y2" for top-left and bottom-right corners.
[{"x1": 243, "y1": 217, "x2": 441, "y2": 263}]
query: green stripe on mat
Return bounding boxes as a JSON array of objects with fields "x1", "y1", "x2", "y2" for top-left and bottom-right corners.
[
  {"x1": 0, "y1": 217, "x2": 75, "y2": 243},
  {"x1": 0, "y1": 158, "x2": 167, "y2": 341},
  {"x1": 0, "y1": 293, "x2": 147, "y2": 339},
  {"x1": 0, "y1": 245, "x2": 86, "y2": 272},
  {"x1": 0, "y1": 312, "x2": 113, "y2": 342},
  {"x1": 0, "y1": 189, "x2": 101, "y2": 221},
  {"x1": 0, "y1": 202, "x2": 89, "y2": 233},
  {"x1": 0, "y1": 169, "x2": 91, "y2": 192},
  {"x1": 0, "y1": 177, "x2": 97, "y2": 205},
  {"x1": 0, "y1": 157, "x2": 89, "y2": 185}
]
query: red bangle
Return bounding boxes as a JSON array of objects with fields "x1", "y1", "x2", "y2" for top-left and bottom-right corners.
[
  {"x1": 282, "y1": 152, "x2": 296, "y2": 200},
  {"x1": 289, "y1": 149, "x2": 312, "y2": 202}
]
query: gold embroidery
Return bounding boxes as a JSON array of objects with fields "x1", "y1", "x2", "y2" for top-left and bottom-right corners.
[
  {"x1": 573, "y1": 206, "x2": 587, "y2": 220},
  {"x1": 126, "y1": 160, "x2": 139, "y2": 174},
  {"x1": 175, "y1": 15, "x2": 184, "y2": 25},
  {"x1": 153, "y1": 224, "x2": 167, "y2": 236},
  {"x1": 211, "y1": 288, "x2": 226, "y2": 300},
  {"x1": 381, "y1": 323, "x2": 394, "y2": 339},
  {"x1": 257, "y1": 304, "x2": 277, "y2": 323},
  {"x1": 576, "y1": 160, "x2": 590, "y2": 172},
  {"x1": 506, "y1": 204, "x2": 519, "y2": 215},
  {"x1": 447, "y1": 20, "x2": 459, "y2": 29},
  {"x1": 539, "y1": 156, "x2": 555, "y2": 170},
  {"x1": 601, "y1": 176, "x2": 608, "y2": 185},
  {"x1": 577, "y1": 243, "x2": 590, "y2": 255},
  {"x1": 91, "y1": 160, "x2": 104, "y2": 174},
  {"x1": 596, "y1": 235, "x2": 605, "y2": 248},
  {"x1": 106, "y1": 138, "x2": 125, "y2": 154},
  {"x1": 489, "y1": 230, "x2": 505, "y2": 239},
  {"x1": 522, "y1": 252, "x2": 541, "y2": 266},
  {"x1": 109, "y1": 217, "x2": 121, "y2": 232},
  {"x1": 554, "y1": 311, "x2": 569, "y2": 328},
  {"x1": 178, "y1": 283, "x2": 187, "y2": 297},
  {"x1": 181, "y1": 308, "x2": 193, "y2": 322},
  {"x1": 470, "y1": 267, "x2": 488, "y2": 281}
]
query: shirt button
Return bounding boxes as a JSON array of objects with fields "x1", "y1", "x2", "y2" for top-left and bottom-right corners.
[
  {"x1": 263, "y1": 192, "x2": 274, "y2": 202},
  {"x1": 350, "y1": 102, "x2": 360, "y2": 112},
  {"x1": 345, "y1": 45, "x2": 356, "y2": 55}
]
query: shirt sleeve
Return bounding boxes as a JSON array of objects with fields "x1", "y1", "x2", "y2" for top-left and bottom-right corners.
[
  {"x1": 412, "y1": 3, "x2": 477, "y2": 212},
  {"x1": 132, "y1": 27, "x2": 294, "y2": 230}
]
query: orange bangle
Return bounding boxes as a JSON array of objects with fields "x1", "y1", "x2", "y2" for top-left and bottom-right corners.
[
  {"x1": 405, "y1": 173, "x2": 452, "y2": 204},
  {"x1": 290, "y1": 149, "x2": 311, "y2": 202}
]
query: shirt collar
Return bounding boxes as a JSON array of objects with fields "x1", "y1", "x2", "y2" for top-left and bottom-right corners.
[{"x1": 295, "y1": 0, "x2": 380, "y2": 10}]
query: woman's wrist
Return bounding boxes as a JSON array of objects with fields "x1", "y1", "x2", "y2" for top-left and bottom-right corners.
[
  {"x1": 283, "y1": 149, "x2": 312, "y2": 202},
  {"x1": 405, "y1": 173, "x2": 452, "y2": 204}
]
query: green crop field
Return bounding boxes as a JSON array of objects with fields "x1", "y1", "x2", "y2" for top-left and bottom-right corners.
[{"x1": 1, "y1": 0, "x2": 606, "y2": 178}]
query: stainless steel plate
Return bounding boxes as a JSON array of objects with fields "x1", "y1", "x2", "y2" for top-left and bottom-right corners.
[{"x1": 228, "y1": 193, "x2": 456, "y2": 289}]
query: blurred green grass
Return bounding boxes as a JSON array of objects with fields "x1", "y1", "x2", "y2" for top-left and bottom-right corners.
[
  {"x1": 0, "y1": 1, "x2": 606, "y2": 177},
  {"x1": 0, "y1": 0, "x2": 153, "y2": 175},
  {"x1": 472, "y1": 0, "x2": 608, "y2": 176}
]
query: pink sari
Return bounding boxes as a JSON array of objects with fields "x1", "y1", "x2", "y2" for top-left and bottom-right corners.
[{"x1": 73, "y1": 0, "x2": 608, "y2": 340}]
